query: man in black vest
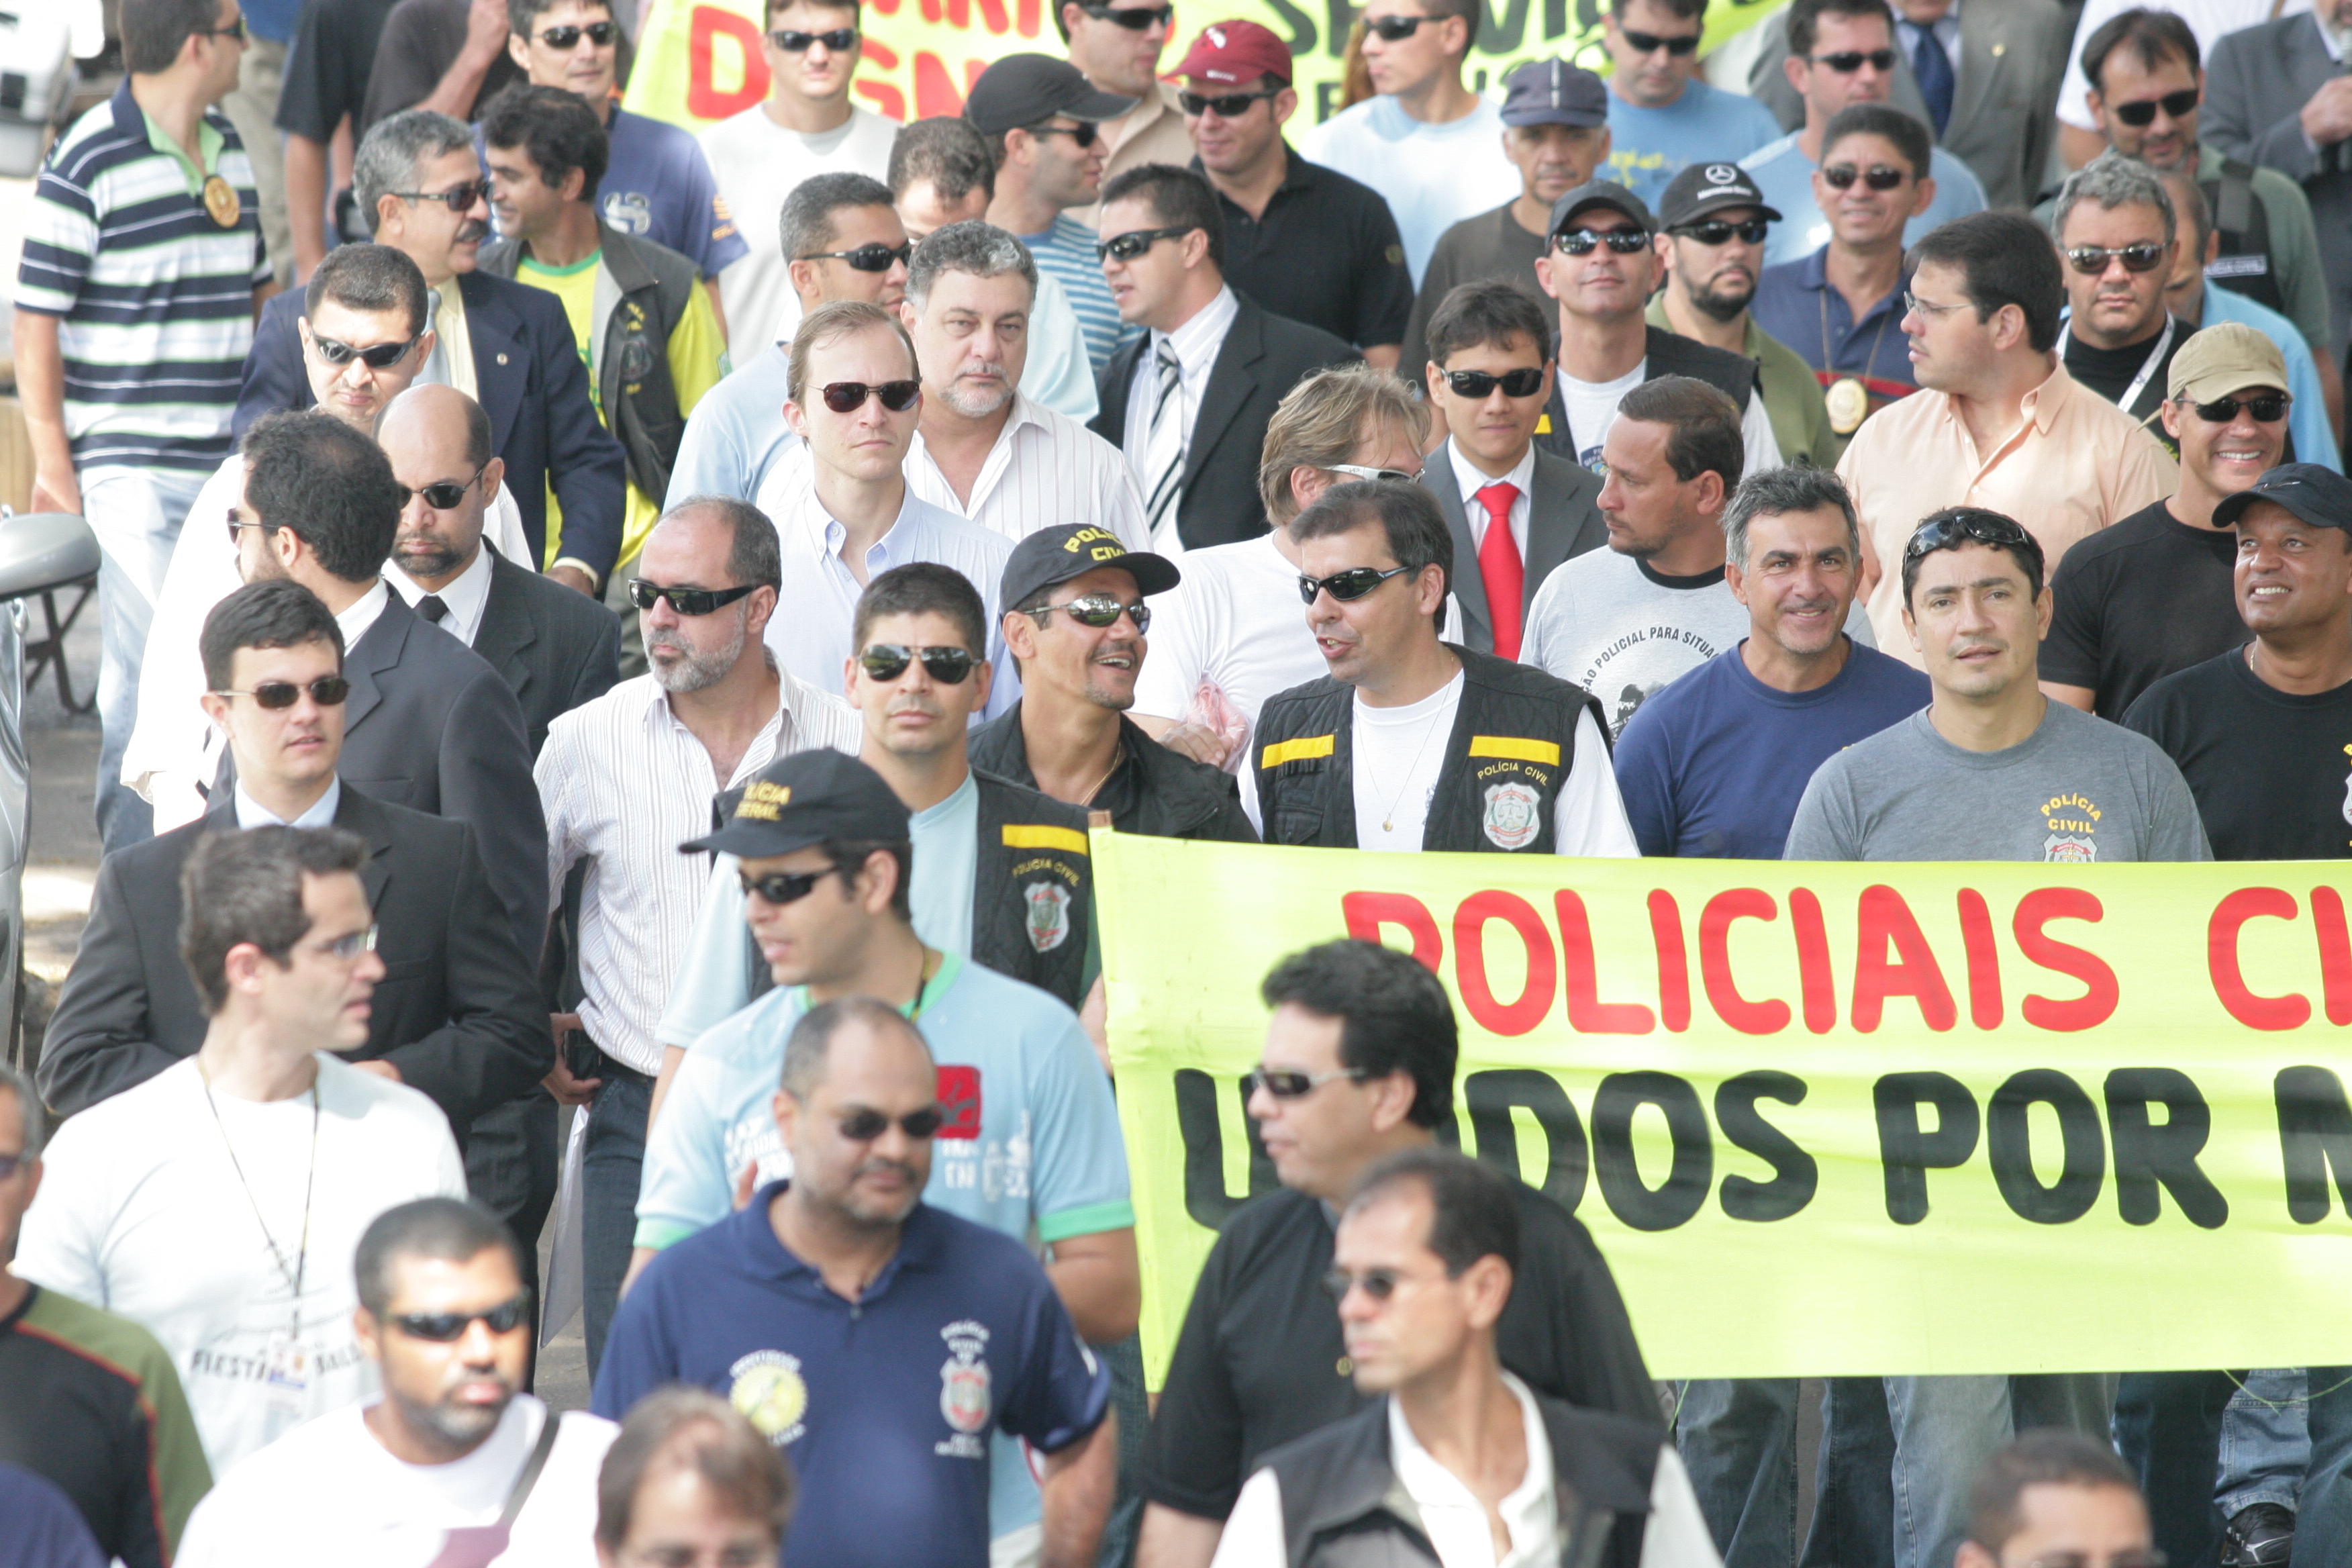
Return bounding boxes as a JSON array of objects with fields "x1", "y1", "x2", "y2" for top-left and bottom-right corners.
[
  {"x1": 1532, "y1": 179, "x2": 1781, "y2": 479},
  {"x1": 1245, "y1": 480, "x2": 1636, "y2": 857},
  {"x1": 1210, "y1": 1148, "x2": 1710, "y2": 1568}
]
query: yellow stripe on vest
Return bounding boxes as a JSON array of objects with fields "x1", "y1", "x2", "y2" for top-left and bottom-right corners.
[
  {"x1": 1002, "y1": 824, "x2": 1090, "y2": 854},
  {"x1": 1467, "y1": 735, "x2": 1561, "y2": 765},
  {"x1": 1261, "y1": 733, "x2": 1337, "y2": 769}
]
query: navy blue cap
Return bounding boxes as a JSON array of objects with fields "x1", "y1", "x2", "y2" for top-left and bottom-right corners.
[
  {"x1": 1547, "y1": 178, "x2": 1653, "y2": 236},
  {"x1": 2213, "y1": 463, "x2": 2352, "y2": 532},
  {"x1": 679, "y1": 750, "x2": 911, "y2": 860},
  {"x1": 1498, "y1": 59, "x2": 1608, "y2": 128}
]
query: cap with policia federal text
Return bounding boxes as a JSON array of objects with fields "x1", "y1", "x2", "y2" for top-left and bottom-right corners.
[{"x1": 679, "y1": 750, "x2": 911, "y2": 861}]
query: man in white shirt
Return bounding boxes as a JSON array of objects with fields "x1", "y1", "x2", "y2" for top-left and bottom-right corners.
[
  {"x1": 177, "y1": 1196, "x2": 614, "y2": 1567},
  {"x1": 1244, "y1": 479, "x2": 1637, "y2": 857},
  {"x1": 898, "y1": 221, "x2": 1148, "y2": 548},
  {"x1": 15, "y1": 826, "x2": 468, "y2": 1474},
  {"x1": 1209, "y1": 1148, "x2": 1719, "y2": 1568},
  {"x1": 697, "y1": 0, "x2": 897, "y2": 363},
  {"x1": 538, "y1": 495, "x2": 856, "y2": 1374}
]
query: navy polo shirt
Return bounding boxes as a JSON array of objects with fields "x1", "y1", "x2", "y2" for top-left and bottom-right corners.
[
  {"x1": 1750, "y1": 248, "x2": 1918, "y2": 404},
  {"x1": 593, "y1": 1185, "x2": 1111, "y2": 1568},
  {"x1": 1196, "y1": 149, "x2": 1414, "y2": 352}
]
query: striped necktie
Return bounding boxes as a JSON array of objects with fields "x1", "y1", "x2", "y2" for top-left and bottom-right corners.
[{"x1": 1143, "y1": 339, "x2": 1185, "y2": 552}]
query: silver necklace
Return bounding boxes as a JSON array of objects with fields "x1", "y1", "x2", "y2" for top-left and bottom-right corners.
[{"x1": 1362, "y1": 703, "x2": 1450, "y2": 834}]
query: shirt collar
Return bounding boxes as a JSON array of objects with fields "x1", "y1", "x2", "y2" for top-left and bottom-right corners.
[
  {"x1": 2019, "y1": 355, "x2": 2075, "y2": 436},
  {"x1": 1385, "y1": 1372, "x2": 1555, "y2": 1557},
  {"x1": 808, "y1": 486, "x2": 925, "y2": 567},
  {"x1": 644, "y1": 656, "x2": 795, "y2": 771},
  {"x1": 387, "y1": 542, "x2": 495, "y2": 644},
  {"x1": 738, "y1": 1182, "x2": 951, "y2": 1289},
  {"x1": 336, "y1": 579, "x2": 392, "y2": 647},
  {"x1": 1894, "y1": 2, "x2": 1959, "y2": 42},
  {"x1": 1450, "y1": 438, "x2": 1537, "y2": 505},
  {"x1": 1155, "y1": 284, "x2": 1240, "y2": 367},
  {"x1": 234, "y1": 775, "x2": 342, "y2": 830}
]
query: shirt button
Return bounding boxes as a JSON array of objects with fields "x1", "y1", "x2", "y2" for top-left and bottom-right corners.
[
  {"x1": 497, "y1": 352, "x2": 510, "y2": 365},
  {"x1": 1336, "y1": 1356, "x2": 1352, "y2": 1377}
]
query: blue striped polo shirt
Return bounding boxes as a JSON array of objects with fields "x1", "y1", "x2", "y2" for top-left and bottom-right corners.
[{"x1": 1023, "y1": 215, "x2": 1137, "y2": 375}]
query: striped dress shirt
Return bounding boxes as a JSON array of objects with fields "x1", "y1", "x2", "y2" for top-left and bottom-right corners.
[
  {"x1": 537, "y1": 667, "x2": 861, "y2": 1076},
  {"x1": 906, "y1": 392, "x2": 1150, "y2": 551}
]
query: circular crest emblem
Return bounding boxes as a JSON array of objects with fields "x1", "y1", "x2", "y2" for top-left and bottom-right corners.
[
  {"x1": 1704, "y1": 163, "x2": 1737, "y2": 185},
  {"x1": 1482, "y1": 781, "x2": 1543, "y2": 850},
  {"x1": 940, "y1": 1359, "x2": 993, "y2": 1433},
  {"x1": 728, "y1": 1351, "x2": 808, "y2": 1444}
]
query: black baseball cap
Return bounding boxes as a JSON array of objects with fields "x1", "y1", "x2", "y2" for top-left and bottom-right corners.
[
  {"x1": 2213, "y1": 463, "x2": 2352, "y2": 532},
  {"x1": 963, "y1": 54, "x2": 1137, "y2": 136},
  {"x1": 679, "y1": 750, "x2": 911, "y2": 861},
  {"x1": 1548, "y1": 179, "x2": 1653, "y2": 236},
  {"x1": 1498, "y1": 59, "x2": 1608, "y2": 128},
  {"x1": 1000, "y1": 522, "x2": 1181, "y2": 611},
  {"x1": 1656, "y1": 162, "x2": 1783, "y2": 229}
]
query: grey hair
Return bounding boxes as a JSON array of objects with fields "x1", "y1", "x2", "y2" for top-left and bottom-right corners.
[
  {"x1": 355, "y1": 110, "x2": 480, "y2": 232},
  {"x1": 0, "y1": 1063, "x2": 44, "y2": 1161},
  {"x1": 905, "y1": 220, "x2": 1038, "y2": 314},
  {"x1": 1722, "y1": 464, "x2": 1862, "y2": 567},
  {"x1": 2050, "y1": 148, "x2": 2177, "y2": 249}
]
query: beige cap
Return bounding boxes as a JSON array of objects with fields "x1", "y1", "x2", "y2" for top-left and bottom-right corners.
[{"x1": 2169, "y1": 322, "x2": 2289, "y2": 404}]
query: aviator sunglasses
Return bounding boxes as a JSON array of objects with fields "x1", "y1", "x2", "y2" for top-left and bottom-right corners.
[
  {"x1": 1030, "y1": 594, "x2": 1151, "y2": 633},
  {"x1": 535, "y1": 20, "x2": 615, "y2": 46},
  {"x1": 818, "y1": 379, "x2": 921, "y2": 413},
  {"x1": 389, "y1": 1293, "x2": 532, "y2": 1342},
  {"x1": 2065, "y1": 242, "x2": 2167, "y2": 275},
  {"x1": 209, "y1": 676, "x2": 352, "y2": 709},
  {"x1": 2110, "y1": 88, "x2": 2198, "y2": 126},
  {"x1": 799, "y1": 240, "x2": 910, "y2": 273},
  {"x1": 1441, "y1": 366, "x2": 1545, "y2": 399},
  {"x1": 1822, "y1": 163, "x2": 1906, "y2": 191},
  {"x1": 859, "y1": 644, "x2": 977, "y2": 683},
  {"x1": 627, "y1": 581, "x2": 758, "y2": 616},
  {"x1": 398, "y1": 462, "x2": 489, "y2": 511},
  {"x1": 1297, "y1": 565, "x2": 1414, "y2": 604},
  {"x1": 771, "y1": 26, "x2": 858, "y2": 48}
]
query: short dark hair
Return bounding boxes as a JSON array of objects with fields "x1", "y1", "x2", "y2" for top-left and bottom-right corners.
[
  {"x1": 1617, "y1": 376, "x2": 1744, "y2": 489},
  {"x1": 507, "y1": 0, "x2": 613, "y2": 35},
  {"x1": 1261, "y1": 939, "x2": 1458, "y2": 1128},
  {"x1": 2079, "y1": 5, "x2": 2200, "y2": 93},
  {"x1": 304, "y1": 244, "x2": 430, "y2": 339},
  {"x1": 354, "y1": 1197, "x2": 526, "y2": 1317},
  {"x1": 1900, "y1": 505, "x2": 2047, "y2": 607},
  {"x1": 1722, "y1": 464, "x2": 1861, "y2": 567},
  {"x1": 781, "y1": 995, "x2": 928, "y2": 1098},
  {"x1": 852, "y1": 561, "x2": 988, "y2": 660},
  {"x1": 889, "y1": 116, "x2": 996, "y2": 204},
  {"x1": 822, "y1": 838, "x2": 917, "y2": 923},
  {"x1": 780, "y1": 171, "x2": 897, "y2": 262},
  {"x1": 597, "y1": 1388, "x2": 795, "y2": 1552},
  {"x1": 479, "y1": 82, "x2": 610, "y2": 199},
  {"x1": 1425, "y1": 280, "x2": 1553, "y2": 367},
  {"x1": 1098, "y1": 164, "x2": 1226, "y2": 273},
  {"x1": 786, "y1": 299, "x2": 920, "y2": 409},
  {"x1": 1616, "y1": 0, "x2": 1705, "y2": 21},
  {"x1": 180, "y1": 826, "x2": 370, "y2": 1015},
  {"x1": 123, "y1": 0, "x2": 222, "y2": 74},
  {"x1": 1416, "y1": 0, "x2": 1483, "y2": 50},
  {"x1": 1820, "y1": 101, "x2": 1932, "y2": 185},
  {"x1": 1289, "y1": 480, "x2": 1455, "y2": 618},
  {"x1": 1346, "y1": 1146, "x2": 1522, "y2": 1277},
  {"x1": 1785, "y1": 0, "x2": 1892, "y2": 60},
  {"x1": 200, "y1": 579, "x2": 346, "y2": 693},
  {"x1": 767, "y1": 0, "x2": 860, "y2": 28},
  {"x1": 663, "y1": 496, "x2": 783, "y2": 593},
  {"x1": 1965, "y1": 1431, "x2": 2141, "y2": 1555},
  {"x1": 240, "y1": 411, "x2": 405, "y2": 585},
  {"x1": 1907, "y1": 211, "x2": 2066, "y2": 354}
]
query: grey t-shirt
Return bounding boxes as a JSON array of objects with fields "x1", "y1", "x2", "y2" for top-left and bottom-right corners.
[{"x1": 1784, "y1": 700, "x2": 2212, "y2": 863}]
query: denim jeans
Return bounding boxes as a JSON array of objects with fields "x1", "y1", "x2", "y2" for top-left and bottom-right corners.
[
  {"x1": 1887, "y1": 1373, "x2": 2117, "y2": 1568},
  {"x1": 583, "y1": 1069, "x2": 653, "y2": 1377},
  {"x1": 1802, "y1": 1378, "x2": 1898, "y2": 1568},
  {"x1": 2219, "y1": 1369, "x2": 2308, "y2": 1517},
  {"x1": 83, "y1": 463, "x2": 205, "y2": 848},
  {"x1": 2294, "y1": 1367, "x2": 2352, "y2": 1553},
  {"x1": 1677, "y1": 1379, "x2": 1800, "y2": 1567},
  {"x1": 2116, "y1": 1371, "x2": 2239, "y2": 1566}
]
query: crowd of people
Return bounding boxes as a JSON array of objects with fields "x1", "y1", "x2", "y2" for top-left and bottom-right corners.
[{"x1": 5, "y1": 0, "x2": 2350, "y2": 1561}]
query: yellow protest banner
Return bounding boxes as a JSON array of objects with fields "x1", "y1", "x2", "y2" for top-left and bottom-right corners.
[{"x1": 1093, "y1": 830, "x2": 2352, "y2": 1384}]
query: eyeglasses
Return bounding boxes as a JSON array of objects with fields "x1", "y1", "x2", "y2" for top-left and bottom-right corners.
[
  {"x1": 1327, "y1": 463, "x2": 1422, "y2": 482},
  {"x1": 1246, "y1": 1067, "x2": 1371, "y2": 1098},
  {"x1": 1811, "y1": 46, "x2": 1898, "y2": 70},
  {"x1": 1298, "y1": 565, "x2": 1414, "y2": 604},
  {"x1": 627, "y1": 580, "x2": 758, "y2": 616},
  {"x1": 1553, "y1": 227, "x2": 1651, "y2": 255},
  {"x1": 1618, "y1": 25, "x2": 1700, "y2": 53},
  {"x1": 1179, "y1": 87, "x2": 1281, "y2": 116},
  {"x1": 225, "y1": 511, "x2": 272, "y2": 545},
  {"x1": 2064, "y1": 242, "x2": 2168, "y2": 275},
  {"x1": 859, "y1": 644, "x2": 977, "y2": 683},
  {"x1": 799, "y1": 240, "x2": 910, "y2": 273},
  {"x1": 1441, "y1": 366, "x2": 1546, "y2": 399},
  {"x1": 1030, "y1": 594, "x2": 1151, "y2": 632},
  {"x1": 389, "y1": 1293, "x2": 532, "y2": 1342},
  {"x1": 1673, "y1": 217, "x2": 1771, "y2": 246},
  {"x1": 1079, "y1": 1, "x2": 1175, "y2": 26},
  {"x1": 316, "y1": 924, "x2": 380, "y2": 961},
  {"x1": 1822, "y1": 163, "x2": 1906, "y2": 191},
  {"x1": 309, "y1": 332, "x2": 420, "y2": 369},
  {"x1": 1904, "y1": 290, "x2": 1971, "y2": 320},
  {"x1": 398, "y1": 462, "x2": 489, "y2": 511},
  {"x1": 1365, "y1": 13, "x2": 1433, "y2": 39},
  {"x1": 2110, "y1": 87, "x2": 2198, "y2": 126},
  {"x1": 769, "y1": 26, "x2": 858, "y2": 48},
  {"x1": 1322, "y1": 1267, "x2": 1417, "y2": 1300},
  {"x1": 392, "y1": 179, "x2": 491, "y2": 212},
  {"x1": 1094, "y1": 224, "x2": 1195, "y2": 261},
  {"x1": 209, "y1": 676, "x2": 352, "y2": 709},
  {"x1": 836, "y1": 1106, "x2": 946, "y2": 1140},
  {"x1": 740, "y1": 867, "x2": 838, "y2": 906},
  {"x1": 1902, "y1": 508, "x2": 2035, "y2": 565},
  {"x1": 818, "y1": 379, "x2": 921, "y2": 414},
  {"x1": 1026, "y1": 120, "x2": 1101, "y2": 147},
  {"x1": 534, "y1": 20, "x2": 616, "y2": 47},
  {"x1": 2187, "y1": 392, "x2": 2289, "y2": 423},
  {"x1": 195, "y1": 15, "x2": 249, "y2": 41}
]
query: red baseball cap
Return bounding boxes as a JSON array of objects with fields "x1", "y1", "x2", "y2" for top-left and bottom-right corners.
[{"x1": 1167, "y1": 20, "x2": 1292, "y2": 87}]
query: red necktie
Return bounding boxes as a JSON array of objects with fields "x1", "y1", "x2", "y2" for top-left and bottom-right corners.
[{"x1": 1475, "y1": 482, "x2": 1525, "y2": 659}]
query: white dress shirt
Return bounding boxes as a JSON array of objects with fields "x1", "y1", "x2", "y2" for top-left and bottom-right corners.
[
  {"x1": 906, "y1": 392, "x2": 1150, "y2": 551},
  {"x1": 387, "y1": 543, "x2": 495, "y2": 647},
  {"x1": 1892, "y1": 1, "x2": 1961, "y2": 79},
  {"x1": 232, "y1": 776, "x2": 342, "y2": 829},
  {"x1": 334, "y1": 579, "x2": 391, "y2": 648},
  {"x1": 1451, "y1": 438, "x2": 1536, "y2": 560},
  {"x1": 1120, "y1": 284, "x2": 1242, "y2": 497}
]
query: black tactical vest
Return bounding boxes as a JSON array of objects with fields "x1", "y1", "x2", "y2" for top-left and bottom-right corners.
[{"x1": 2202, "y1": 160, "x2": 2288, "y2": 318}]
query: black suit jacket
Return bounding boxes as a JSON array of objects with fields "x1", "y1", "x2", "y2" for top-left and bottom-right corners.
[
  {"x1": 234, "y1": 273, "x2": 629, "y2": 581},
  {"x1": 1421, "y1": 442, "x2": 1608, "y2": 656},
  {"x1": 1091, "y1": 291, "x2": 1359, "y2": 550},
  {"x1": 36, "y1": 787, "x2": 552, "y2": 1137},
  {"x1": 474, "y1": 546, "x2": 624, "y2": 758}
]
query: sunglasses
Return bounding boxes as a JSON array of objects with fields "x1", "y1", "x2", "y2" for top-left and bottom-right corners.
[
  {"x1": 1246, "y1": 1067, "x2": 1370, "y2": 1098},
  {"x1": 1553, "y1": 226, "x2": 1651, "y2": 255},
  {"x1": 195, "y1": 14, "x2": 249, "y2": 40},
  {"x1": 2188, "y1": 392, "x2": 2289, "y2": 423},
  {"x1": 1298, "y1": 565, "x2": 1413, "y2": 604},
  {"x1": 210, "y1": 676, "x2": 352, "y2": 709},
  {"x1": 1328, "y1": 463, "x2": 1421, "y2": 482},
  {"x1": 1822, "y1": 163, "x2": 1906, "y2": 191},
  {"x1": 1028, "y1": 120, "x2": 1101, "y2": 147},
  {"x1": 1030, "y1": 593, "x2": 1151, "y2": 632},
  {"x1": 393, "y1": 178, "x2": 491, "y2": 212},
  {"x1": 309, "y1": 331, "x2": 419, "y2": 369},
  {"x1": 1673, "y1": 216, "x2": 1771, "y2": 246},
  {"x1": 2065, "y1": 242, "x2": 2167, "y2": 275},
  {"x1": 1619, "y1": 24, "x2": 1700, "y2": 52},
  {"x1": 1441, "y1": 366, "x2": 1545, "y2": 399},
  {"x1": 818, "y1": 379, "x2": 921, "y2": 414},
  {"x1": 740, "y1": 867, "x2": 838, "y2": 905},
  {"x1": 770, "y1": 26, "x2": 858, "y2": 48},
  {"x1": 389, "y1": 1293, "x2": 532, "y2": 1342},
  {"x1": 1094, "y1": 224, "x2": 1195, "y2": 261},
  {"x1": 1079, "y1": 1, "x2": 1174, "y2": 26},
  {"x1": 1366, "y1": 13, "x2": 1435, "y2": 39},
  {"x1": 837, "y1": 1106, "x2": 946, "y2": 1141},
  {"x1": 1322, "y1": 1267, "x2": 1410, "y2": 1300},
  {"x1": 2110, "y1": 88, "x2": 2198, "y2": 126},
  {"x1": 1180, "y1": 87, "x2": 1280, "y2": 116},
  {"x1": 535, "y1": 20, "x2": 615, "y2": 46},
  {"x1": 627, "y1": 580, "x2": 758, "y2": 616},
  {"x1": 801, "y1": 240, "x2": 909, "y2": 273},
  {"x1": 316, "y1": 924, "x2": 379, "y2": 961},
  {"x1": 1812, "y1": 46, "x2": 1897, "y2": 70},
  {"x1": 1902, "y1": 509, "x2": 2034, "y2": 563},
  {"x1": 859, "y1": 643, "x2": 977, "y2": 683},
  {"x1": 398, "y1": 462, "x2": 489, "y2": 511}
]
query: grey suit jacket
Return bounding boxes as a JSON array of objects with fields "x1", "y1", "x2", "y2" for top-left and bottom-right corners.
[
  {"x1": 1420, "y1": 442, "x2": 1608, "y2": 657},
  {"x1": 2205, "y1": 13, "x2": 2352, "y2": 359},
  {"x1": 473, "y1": 545, "x2": 624, "y2": 760},
  {"x1": 1749, "y1": 0, "x2": 2071, "y2": 210}
]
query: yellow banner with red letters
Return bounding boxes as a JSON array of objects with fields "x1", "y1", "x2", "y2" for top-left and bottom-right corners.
[{"x1": 1091, "y1": 830, "x2": 2352, "y2": 1383}]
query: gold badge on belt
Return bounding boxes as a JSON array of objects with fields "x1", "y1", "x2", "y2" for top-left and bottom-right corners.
[
  {"x1": 201, "y1": 175, "x2": 241, "y2": 228},
  {"x1": 1826, "y1": 376, "x2": 1869, "y2": 436}
]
